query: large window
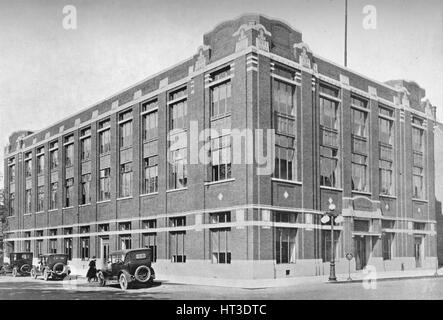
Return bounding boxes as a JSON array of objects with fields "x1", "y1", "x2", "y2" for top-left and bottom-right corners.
[
  {"x1": 49, "y1": 239, "x2": 57, "y2": 254},
  {"x1": 170, "y1": 217, "x2": 186, "y2": 263},
  {"x1": 119, "y1": 110, "x2": 133, "y2": 148},
  {"x1": 272, "y1": 78, "x2": 297, "y2": 181},
  {"x1": 351, "y1": 98, "x2": 369, "y2": 192},
  {"x1": 80, "y1": 173, "x2": 91, "y2": 204},
  {"x1": 119, "y1": 162, "x2": 133, "y2": 197},
  {"x1": 412, "y1": 123, "x2": 425, "y2": 199},
  {"x1": 142, "y1": 219, "x2": 157, "y2": 262},
  {"x1": 37, "y1": 148, "x2": 45, "y2": 175},
  {"x1": 211, "y1": 74, "x2": 231, "y2": 117},
  {"x1": 99, "y1": 168, "x2": 111, "y2": 201},
  {"x1": 50, "y1": 182, "x2": 58, "y2": 210},
  {"x1": 9, "y1": 161, "x2": 15, "y2": 183},
  {"x1": 321, "y1": 230, "x2": 340, "y2": 262},
  {"x1": 98, "y1": 119, "x2": 111, "y2": 154},
  {"x1": 25, "y1": 155, "x2": 32, "y2": 178},
  {"x1": 142, "y1": 104, "x2": 158, "y2": 141},
  {"x1": 210, "y1": 117, "x2": 231, "y2": 182},
  {"x1": 25, "y1": 189, "x2": 32, "y2": 213},
  {"x1": 80, "y1": 128, "x2": 91, "y2": 161},
  {"x1": 320, "y1": 84, "x2": 341, "y2": 188},
  {"x1": 379, "y1": 106, "x2": 395, "y2": 196},
  {"x1": 119, "y1": 222, "x2": 132, "y2": 250},
  {"x1": 274, "y1": 211, "x2": 297, "y2": 264},
  {"x1": 80, "y1": 237, "x2": 90, "y2": 260},
  {"x1": 144, "y1": 153, "x2": 158, "y2": 194},
  {"x1": 382, "y1": 233, "x2": 393, "y2": 260},
  {"x1": 9, "y1": 192, "x2": 15, "y2": 216},
  {"x1": 37, "y1": 186, "x2": 44, "y2": 212},
  {"x1": 65, "y1": 178, "x2": 74, "y2": 207},
  {"x1": 169, "y1": 88, "x2": 187, "y2": 130},
  {"x1": 210, "y1": 212, "x2": 231, "y2": 264},
  {"x1": 64, "y1": 136, "x2": 74, "y2": 167},
  {"x1": 49, "y1": 141, "x2": 59, "y2": 170},
  {"x1": 142, "y1": 106, "x2": 158, "y2": 194}
]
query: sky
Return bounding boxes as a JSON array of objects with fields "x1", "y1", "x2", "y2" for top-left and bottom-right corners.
[{"x1": 0, "y1": 0, "x2": 442, "y2": 182}]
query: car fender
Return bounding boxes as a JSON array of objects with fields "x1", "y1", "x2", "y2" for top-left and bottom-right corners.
[{"x1": 119, "y1": 270, "x2": 133, "y2": 283}]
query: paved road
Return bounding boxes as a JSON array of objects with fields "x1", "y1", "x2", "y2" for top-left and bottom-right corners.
[{"x1": 0, "y1": 275, "x2": 442, "y2": 300}]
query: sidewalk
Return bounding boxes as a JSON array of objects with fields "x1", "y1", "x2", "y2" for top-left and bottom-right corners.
[{"x1": 153, "y1": 267, "x2": 443, "y2": 289}]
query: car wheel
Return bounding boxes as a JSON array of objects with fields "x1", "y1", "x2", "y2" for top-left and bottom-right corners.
[
  {"x1": 134, "y1": 265, "x2": 151, "y2": 283},
  {"x1": 119, "y1": 273, "x2": 129, "y2": 291},
  {"x1": 43, "y1": 269, "x2": 49, "y2": 281},
  {"x1": 30, "y1": 268, "x2": 37, "y2": 279},
  {"x1": 12, "y1": 267, "x2": 18, "y2": 277},
  {"x1": 97, "y1": 271, "x2": 106, "y2": 287}
]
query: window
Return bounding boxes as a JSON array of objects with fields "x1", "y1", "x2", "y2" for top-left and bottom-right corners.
[
  {"x1": 168, "y1": 140, "x2": 187, "y2": 189},
  {"x1": 24, "y1": 232, "x2": 31, "y2": 252},
  {"x1": 37, "y1": 186, "x2": 44, "y2": 212},
  {"x1": 276, "y1": 228, "x2": 297, "y2": 264},
  {"x1": 80, "y1": 174, "x2": 91, "y2": 204},
  {"x1": 379, "y1": 117, "x2": 393, "y2": 145},
  {"x1": 9, "y1": 161, "x2": 15, "y2": 183},
  {"x1": 142, "y1": 107, "x2": 158, "y2": 141},
  {"x1": 119, "y1": 110, "x2": 133, "y2": 148},
  {"x1": 379, "y1": 107, "x2": 395, "y2": 196},
  {"x1": 50, "y1": 182, "x2": 58, "y2": 209},
  {"x1": 98, "y1": 224, "x2": 109, "y2": 232},
  {"x1": 80, "y1": 128, "x2": 91, "y2": 161},
  {"x1": 35, "y1": 238, "x2": 43, "y2": 257},
  {"x1": 142, "y1": 233, "x2": 157, "y2": 262},
  {"x1": 351, "y1": 108, "x2": 368, "y2": 138},
  {"x1": 352, "y1": 154, "x2": 369, "y2": 192},
  {"x1": 321, "y1": 230, "x2": 339, "y2": 262},
  {"x1": 9, "y1": 193, "x2": 15, "y2": 216},
  {"x1": 169, "y1": 88, "x2": 188, "y2": 130},
  {"x1": 65, "y1": 178, "x2": 74, "y2": 207},
  {"x1": 98, "y1": 119, "x2": 111, "y2": 154},
  {"x1": 25, "y1": 157, "x2": 32, "y2": 178},
  {"x1": 64, "y1": 139, "x2": 74, "y2": 167},
  {"x1": 142, "y1": 219, "x2": 156, "y2": 229},
  {"x1": 380, "y1": 160, "x2": 393, "y2": 195},
  {"x1": 211, "y1": 74, "x2": 231, "y2": 117},
  {"x1": 64, "y1": 238, "x2": 73, "y2": 261},
  {"x1": 170, "y1": 217, "x2": 186, "y2": 263},
  {"x1": 210, "y1": 117, "x2": 231, "y2": 182},
  {"x1": 382, "y1": 233, "x2": 393, "y2": 260},
  {"x1": 210, "y1": 212, "x2": 231, "y2": 264},
  {"x1": 49, "y1": 239, "x2": 57, "y2": 254},
  {"x1": 25, "y1": 189, "x2": 32, "y2": 213},
  {"x1": 118, "y1": 224, "x2": 131, "y2": 250},
  {"x1": 50, "y1": 149, "x2": 58, "y2": 170},
  {"x1": 144, "y1": 154, "x2": 158, "y2": 194},
  {"x1": 119, "y1": 162, "x2": 133, "y2": 197},
  {"x1": 99, "y1": 168, "x2": 111, "y2": 201},
  {"x1": 351, "y1": 103, "x2": 369, "y2": 193},
  {"x1": 320, "y1": 85, "x2": 341, "y2": 188},
  {"x1": 80, "y1": 237, "x2": 90, "y2": 260},
  {"x1": 412, "y1": 126, "x2": 425, "y2": 199},
  {"x1": 37, "y1": 149, "x2": 45, "y2": 175}
]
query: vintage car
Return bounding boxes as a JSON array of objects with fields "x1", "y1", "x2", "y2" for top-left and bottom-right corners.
[
  {"x1": 2, "y1": 252, "x2": 34, "y2": 277},
  {"x1": 97, "y1": 248, "x2": 155, "y2": 290},
  {"x1": 31, "y1": 254, "x2": 71, "y2": 281}
]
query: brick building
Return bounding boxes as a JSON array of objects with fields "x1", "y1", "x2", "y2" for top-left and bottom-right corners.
[{"x1": 2, "y1": 14, "x2": 439, "y2": 279}]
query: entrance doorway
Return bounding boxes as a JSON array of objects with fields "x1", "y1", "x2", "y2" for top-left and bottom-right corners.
[
  {"x1": 354, "y1": 236, "x2": 367, "y2": 270},
  {"x1": 414, "y1": 237, "x2": 423, "y2": 268}
]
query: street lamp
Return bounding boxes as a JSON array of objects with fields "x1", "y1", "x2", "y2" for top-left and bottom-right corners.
[{"x1": 321, "y1": 198, "x2": 343, "y2": 282}]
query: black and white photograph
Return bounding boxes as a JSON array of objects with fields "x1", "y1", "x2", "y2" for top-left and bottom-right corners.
[{"x1": 0, "y1": 0, "x2": 443, "y2": 308}]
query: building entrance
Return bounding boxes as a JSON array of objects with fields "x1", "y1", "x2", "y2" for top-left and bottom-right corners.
[{"x1": 354, "y1": 236, "x2": 367, "y2": 270}]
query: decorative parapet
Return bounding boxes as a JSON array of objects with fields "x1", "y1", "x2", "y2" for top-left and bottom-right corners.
[
  {"x1": 233, "y1": 21, "x2": 271, "y2": 52},
  {"x1": 293, "y1": 42, "x2": 313, "y2": 69},
  {"x1": 194, "y1": 45, "x2": 211, "y2": 72}
]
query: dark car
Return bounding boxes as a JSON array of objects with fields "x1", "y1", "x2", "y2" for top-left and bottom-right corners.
[
  {"x1": 97, "y1": 248, "x2": 155, "y2": 290},
  {"x1": 2, "y1": 252, "x2": 34, "y2": 277},
  {"x1": 31, "y1": 254, "x2": 71, "y2": 281}
]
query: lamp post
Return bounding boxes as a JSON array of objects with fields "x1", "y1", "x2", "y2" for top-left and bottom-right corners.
[{"x1": 321, "y1": 198, "x2": 343, "y2": 282}]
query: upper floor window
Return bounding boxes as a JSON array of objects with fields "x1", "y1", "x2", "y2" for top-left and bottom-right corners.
[
  {"x1": 169, "y1": 88, "x2": 187, "y2": 131},
  {"x1": 25, "y1": 153, "x2": 32, "y2": 178},
  {"x1": 211, "y1": 69, "x2": 231, "y2": 118},
  {"x1": 36, "y1": 147, "x2": 45, "y2": 175},
  {"x1": 64, "y1": 135, "x2": 74, "y2": 167},
  {"x1": 9, "y1": 193, "x2": 15, "y2": 216},
  {"x1": 119, "y1": 110, "x2": 133, "y2": 148},
  {"x1": 49, "y1": 141, "x2": 59, "y2": 170},
  {"x1": 8, "y1": 158, "x2": 15, "y2": 183},
  {"x1": 80, "y1": 127, "x2": 91, "y2": 161},
  {"x1": 98, "y1": 119, "x2": 111, "y2": 154},
  {"x1": 412, "y1": 127, "x2": 424, "y2": 153},
  {"x1": 142, "y1": 108, "x2": 158, "y2": 141},
  {"x1": 351, "y1": 107, "x2": 369, "y2": 138}
]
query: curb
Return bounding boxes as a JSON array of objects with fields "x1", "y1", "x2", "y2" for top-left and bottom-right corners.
[{"x1": 326, "y1": 274, "x2": 441, "y2": 284}]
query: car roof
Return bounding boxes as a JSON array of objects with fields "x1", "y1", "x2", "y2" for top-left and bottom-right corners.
[
  {"x1": 11, "y1": 252, "x2": 32, "y2": 254},
  {"x1": 110, "y1": 248, "x2": 150, "y2": 256}
]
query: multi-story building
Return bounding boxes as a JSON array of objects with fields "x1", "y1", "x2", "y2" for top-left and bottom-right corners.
[{"x1": 3, "y1": 14, "x2": 438, "y2": 279}]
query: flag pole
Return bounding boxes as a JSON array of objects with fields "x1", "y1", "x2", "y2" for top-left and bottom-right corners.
[{"x1": 344, "y1": 0, "x2": 348, "y2": 67}]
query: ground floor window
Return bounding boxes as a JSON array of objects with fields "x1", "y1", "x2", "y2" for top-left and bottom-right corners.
[
  {"x1": 321, "y1": 230, "x2": 340, "y2": 262},
  {"x1": 49, "y1": 239, "x2": 57, "y2": 254},
  {"x1": 64, "y1": 238, "x2": 73, "y2": 261},
  {"x1": 142, "y1": 233, "x2": 157, "y2": 262},
  {"x1": 35, "y1": 239, "x2": 43, "y2": 257},
  {"x1": 382, "y1": 233, "x2": 393, "y2": 260},
  {"x1": 80, "y1": 237, "x2": 89, "y2": 260},
  {"x1": 170, "y1": 231, "x2": 186, "y2": 263},
  {"x1": 119, "y1": 235, "x2": 131, "y2": 250},
  {"x1": 211, "y1": 228, "x2": 231, "y2": 264},
  {"x1": 275, "y1": 228, "x2": 297, "y2": 264},
  {"x1": 24, "y1": 240, "x2": 31, "y2": 252}
]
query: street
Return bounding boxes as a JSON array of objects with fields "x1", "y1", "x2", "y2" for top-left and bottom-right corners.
[{"x1": 0, "y1": 275, "x2": 443, "y2": 300}]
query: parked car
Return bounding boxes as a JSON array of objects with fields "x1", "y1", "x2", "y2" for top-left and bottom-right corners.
[
  {"x1": 31, "y1": 254, "x2": 71, "y2": 281},
  {"x1": 2, "y1": 252, "x2": 33, "y2": 277},
  {"x1": 97, "y1": 248, "x2": 155, "y2": 290}
]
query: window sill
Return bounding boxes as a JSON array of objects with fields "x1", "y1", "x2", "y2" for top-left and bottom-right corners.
[
  {"x1": 379, "y1": 194, "x2": 397, "y2": 199},
  {"x1": 97, "y1": 200, "x2": 111, "y2": 204},
  {"x1": 140, "y1": 192, "x2": 159, "y2": 197},
  {"x1": 320, "y1": 186, "x2": 343, "y2": 192},
  {"x1": 99, "y1": 152, "x2": 111, "y2": 157},
  {"x1": 352, "y1": 190, "x2": 372, "y2": 196},
  {"x1": 79, "y1": 203, "x2": 91, "y2": 207},
  {"x1": 271, "y1": 178, "x2": 302, "y2": 185},
  {"x1": 117, "y1": 196, "x2": 133, "y2": 201},
  {"x1": 62, "y1": 206, "x2": 74, "y2": 210},
  {"x1": 48, "y1": 209, "x2": 58, "y2": 213},
  {"x1": 205, "y1": 178, "x2": 235, "y2": 186},
  {"x1": 35, "y1": 211, "x2": 45, "y2": 214},
  {"x1": 23, "y1": 213, "x2": 32, "y2": 216},
  {"x1": 166, "y1": 187, "x2": 188, "y2": 193},
  {"x1": 412, "y1": 198, "x2": 428, "y2": 203}
]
